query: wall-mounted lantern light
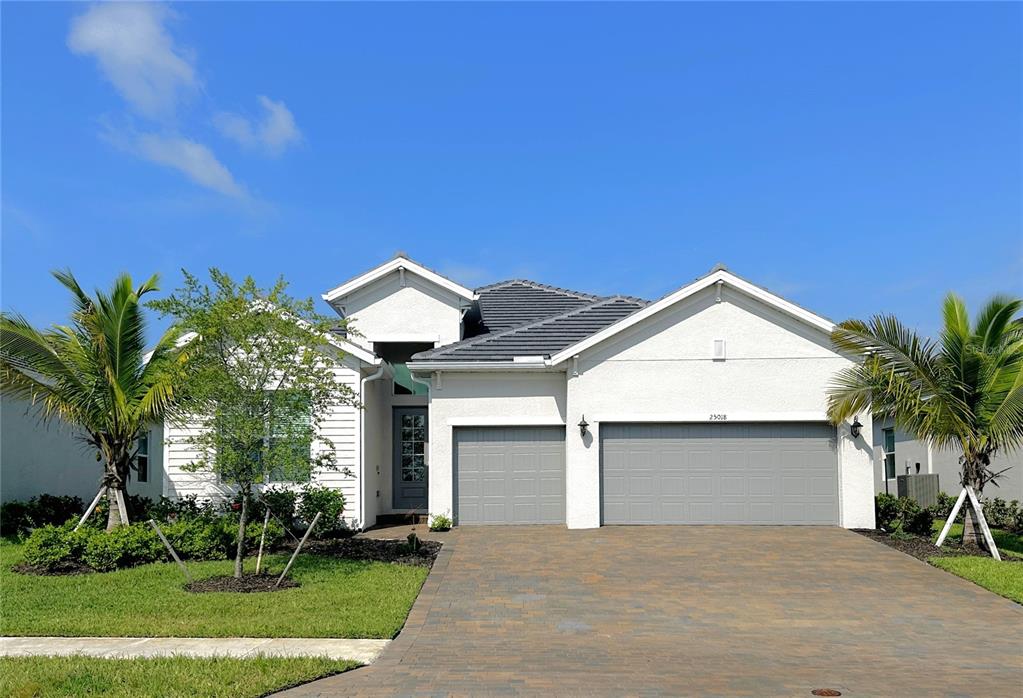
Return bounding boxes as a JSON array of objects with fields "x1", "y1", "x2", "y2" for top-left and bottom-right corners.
[
  {"x1": 578, "y1": 415, "x2": 589, "y2": 437},
  {"x1": 850, "y1": 417, "x2": 863, "y2": 439}
]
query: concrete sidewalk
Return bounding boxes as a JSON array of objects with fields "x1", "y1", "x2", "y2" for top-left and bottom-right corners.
[{"x1": 0, "y1": 637, "x2": 389, "y2": 663}]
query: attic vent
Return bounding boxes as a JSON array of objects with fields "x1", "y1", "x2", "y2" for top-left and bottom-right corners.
[{"x1": 713, "y1": 339, "x2": 726, "y2": 361}]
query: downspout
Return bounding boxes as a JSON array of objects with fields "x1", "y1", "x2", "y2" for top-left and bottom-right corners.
[{"x1": 359, "y1": 362, "x2": 387, "y2": 530}]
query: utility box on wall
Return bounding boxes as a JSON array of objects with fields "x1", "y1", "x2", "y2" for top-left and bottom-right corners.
[{"x1": 897, "y1": 474, "x2": 940, "y2": 508}]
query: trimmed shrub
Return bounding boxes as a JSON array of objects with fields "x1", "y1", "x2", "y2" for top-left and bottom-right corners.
[
  {"x1": 929, "y1": 491, "x2": 959, "y2": 521},
  {"x1": 982, "y1": 497, "x2": 1020, "y2": 530},
  {"x1": 148, "y1": 495, "x2": 220, "y2": 522},
  {"x1": 1, "y1": 495, "x2": 85, "y2": 538},
  {"x1": 162, "y1": 518, "x2": 232, "y2": 561},
  {"x1": 82, "y1": 524, "x2": 164, "y2": 572},
  {"x1": 875, "y1": 493, "x2": 935, "y2": 536},
  {"x1": 245, "y1": 517, "x2": 286, "y2": 550},
  {"x1": 298, "y1": 485, "x2": 347, "y2": 537},
  {"x1": 22, "y1": 524, "x2": 80, "y2": 570},
  {"x1": 905, "y1": 507, "x2": 935, "y2": 536},
  {"x1": 875, "y1": 493, "x2": 900, "y2": 530}
]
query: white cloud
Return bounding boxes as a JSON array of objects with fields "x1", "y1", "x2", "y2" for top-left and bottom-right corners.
[
  {"x1": 215, "y1": 96, "x2": 303, "y2": 156},
  {"x1": 68, "y1": 3, "x2": 197, "y2": 119},
  {"x1": 133, "y1": 132, "x2": 246, "y2": 198}
]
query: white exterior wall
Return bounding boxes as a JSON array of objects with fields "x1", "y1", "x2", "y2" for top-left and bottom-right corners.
[
  {"x1": 870, "y1": 420, "x2": 1023, "y2": 503},
  {"x1": 340, "y1": 272, "x2": 465, "y2": 349},
  {"x1": 931, "y1": 446, "x2": 1023, "y2": 503},
  {"x1": 427, "y1": 372, "x2": 567, "y2": 519},
  {"x1": 1, "y1": 397, "x2": 100, "y2": 502},
  {"x1": 421, "y1": 285, "x2": 875, "y2": 530},
  {"x1": 565, "y1": 286, "x2": 874, "y2": 529},
  {"x1": 1, "y1": 396, "x2": 163, "y2": 503},
  {"x1": 162, "y1": 361, "x2": 366, "y2": 525}
]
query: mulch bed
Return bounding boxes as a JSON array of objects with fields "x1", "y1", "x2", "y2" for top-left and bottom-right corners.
[
  {"x1": 854, "y1": 528, "x2": 1021, "y2": 563},
  {"x1": 303, "y1": 537, "x2": 441, "y2": 568},
  {"x1": 185, "y1": 573, "x2": 299, "y2": 594},
  {"x1": 12, "y1": 560, "x2": 93, "y2": 576}
]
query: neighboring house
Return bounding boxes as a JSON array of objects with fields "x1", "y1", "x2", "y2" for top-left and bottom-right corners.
[
  {"x1": 873, "y1": 417, "x2": 1023, "y2": 503},
  {"x1": 1, "y1": 396, "x2": 163, "y2": 503},
  {"x1": 164, "y1": 254, "x2": 875, "y2": 530}
]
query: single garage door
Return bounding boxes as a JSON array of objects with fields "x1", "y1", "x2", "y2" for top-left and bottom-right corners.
[
  {"x1": 455, "y1": 426, "x2": 565, "y2": 525},
  {"x1": 601, "y1": 422, "x2": 838, "y2": 525}
]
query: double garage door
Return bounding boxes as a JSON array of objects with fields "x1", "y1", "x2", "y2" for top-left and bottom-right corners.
[
  {"x1": 602, "y1": 422, "x2": 839, "y2": 525},
  {"x1": 453, "y1": 422, "x2": 838, "y2": 525}
]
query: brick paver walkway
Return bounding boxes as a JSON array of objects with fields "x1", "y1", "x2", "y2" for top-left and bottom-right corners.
[{"x1": 280, "y1": 526, "x2": 1023, "y2": 697}]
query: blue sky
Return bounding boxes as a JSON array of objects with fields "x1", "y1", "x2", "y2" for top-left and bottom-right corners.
[{"x1": 3, "y1": 2, "x2": 1020, "y2": 339}]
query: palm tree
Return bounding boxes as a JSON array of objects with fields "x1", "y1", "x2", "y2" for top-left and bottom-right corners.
[
  {"x1": 827, "y1": 293, "x2": 1023, "y2": 547},
  {"x1": 1, "y1": 271, "x2": 183, "y2": 530}
]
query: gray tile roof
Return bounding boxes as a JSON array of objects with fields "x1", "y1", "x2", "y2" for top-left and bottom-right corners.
[
  {"x1": 412, "y1": 296, "x2": 647, "y2": 363},
  {"x1": 474, "y1": 280, "x2": 600, "y2": 333}
]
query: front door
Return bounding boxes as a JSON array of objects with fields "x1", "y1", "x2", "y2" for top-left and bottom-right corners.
[{"x1": 393, "y1": 408, "x2": 428, "y2": 510}]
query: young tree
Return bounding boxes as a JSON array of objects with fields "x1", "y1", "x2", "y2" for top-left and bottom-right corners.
[
  {"x1": 150, "y1": 269, "x2": 357, "y2": 577},
  {"x1": 1, "y1": 271, "x2": 183, "y2": 530},
  {"x1": 826, "y1": 294, "x2": 1023, "y2": 547}
]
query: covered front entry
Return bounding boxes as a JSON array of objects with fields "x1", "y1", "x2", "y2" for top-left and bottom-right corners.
[
  {"x1": 454, "y1": 426, "x2": 565, "y2": 525},
  {"x1": 601, "y1": 422, "x2": 839, "y2": 524},
  {"x1": 393, "y1": 407, "x2": 428, "y2": 510}
]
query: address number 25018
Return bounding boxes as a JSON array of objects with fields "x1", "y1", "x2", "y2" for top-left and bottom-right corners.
[{"x1": 709, "y1": 414, "x2": 728, "y2": 421}]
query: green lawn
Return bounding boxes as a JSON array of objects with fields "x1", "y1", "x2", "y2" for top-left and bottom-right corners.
[
  {"x1": 1, "y1": 541, "x2": 428, "y2": 638},
  {"x1": 930, "y1": 520, "x2": 1023, "y2": 558},
  {"x1": 926, "y1": 521, "x2": 1023, "y2": 604},
  {"x1": 0, "y1": 655, "x2": 356, "y2": 698},
  {"x1": 928, "y1": 556, "x2": 1023, "y2": 604}
]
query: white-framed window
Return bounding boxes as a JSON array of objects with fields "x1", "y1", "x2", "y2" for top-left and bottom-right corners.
[
  {"x1": 882, "y1": 427, "x2": 896, "y2": 480},
  {"x1": 263, "y1": 390, "x2": 313, "y2": 484},
  {"x1": 136, "y1": 432, "x2": 149, "y2": 483}
]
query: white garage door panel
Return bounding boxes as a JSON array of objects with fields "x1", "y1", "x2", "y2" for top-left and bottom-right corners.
[{"x1": 601, "y1": 422, "x2": 839, "y2": 525}]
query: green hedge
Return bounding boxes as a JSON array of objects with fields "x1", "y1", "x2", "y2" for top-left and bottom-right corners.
[
  {"x1": 21, "y1": 517, "x2": 286, "y2": 573},
  {"x1": 875, "y1": 493, "x2": 934, "y2": 536}
]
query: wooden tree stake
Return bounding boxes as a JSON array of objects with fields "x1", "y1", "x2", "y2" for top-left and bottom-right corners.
[
  {"x1": 935, "y1": 486, "x2": 1001, "y2": 560},
  {"x1": 148, "y1": 519, "x2": 193, "y2": 582},
  {"x1": 276, "y1": 511, "x2": 321, "y2": 588},
  {"x1": 255, "y1": 508, "x2": 271, "y2": 574},
  {"x1": 74, "y1": 488, "x2": 106, "y2": 531},
  {"x1": 114, "y1": 488, "x2": 130, "y2": 525}
]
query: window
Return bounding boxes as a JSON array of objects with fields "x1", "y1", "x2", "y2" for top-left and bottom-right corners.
[
  {"x1": 136, "y1": 433, "x2": 149, "y2": 483},
  {"x1": 264, "y1": 391, "x2": 313, "y2": 483},
  {"x1": 399, "y1": 413, "x2": 426, "y2": 482},
  {"x1": 882, "y1": 428, "x2": 896, "y2": 480}
]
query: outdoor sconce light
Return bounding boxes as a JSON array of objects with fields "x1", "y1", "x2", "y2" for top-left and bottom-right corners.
[
  {"x1": 850, "y1": 417, "x2": 863, "y2": 439},
  {"x1": 578, "y1": 415, "x2": 589, "y2": 437}
]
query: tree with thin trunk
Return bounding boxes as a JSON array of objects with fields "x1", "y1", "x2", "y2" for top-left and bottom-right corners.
[
  {"x1": 1, "y1": 271, "x2": 184, "y2": 530},
  {"x1": 826, "y1": 293, "x2": 1023, "y2": 547},
  {"x1": 150, "y1": 269, "x2": 356, "y2": 578}
]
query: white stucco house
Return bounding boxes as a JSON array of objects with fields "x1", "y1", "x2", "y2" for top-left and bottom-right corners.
[
  {"x1": 1, "y1": 396, "x2": 164, "y2": 504},
  {"x1": 873, "y1": 418, "x2": 1022, "y2": 503},
  {"x1": 94, "y1": 255, "x2": 862, "y2": 529}
]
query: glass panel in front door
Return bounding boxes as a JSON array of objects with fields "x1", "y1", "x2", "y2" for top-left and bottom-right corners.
[{"x1": 400, "y1": 414, "x2": 426, "y2": 482}]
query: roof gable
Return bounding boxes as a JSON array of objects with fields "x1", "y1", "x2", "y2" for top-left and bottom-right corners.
[
  {"x1": 547, "y1": 267, "x2": 834, "y2": 365},
  {"x1": 322, "y1": 254, "x2": 475, "y2": 305}
]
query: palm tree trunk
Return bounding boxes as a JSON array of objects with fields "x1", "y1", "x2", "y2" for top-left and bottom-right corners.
[
  {"x1": 234, "y1": 492, "x2": 249, "y2": 578},
  {"x1": 962, "y1": 498, "x2": 988, "y2": 550},
  {"x1": 103, "y1": 456, "x2": 133, "y2": 531},
  {"x1": 105, "y1": 486, "x2": 123, "y2": 531},
  {"x1": 960, "y1": 455, "x2": 988, "y2": 550}
]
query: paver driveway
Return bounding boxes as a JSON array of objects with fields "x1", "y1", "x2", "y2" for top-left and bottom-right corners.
[{"x1": 282, "y1": 526, "x2": 1023, "y2": 697}]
